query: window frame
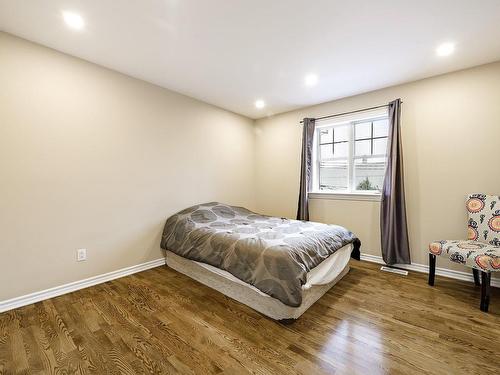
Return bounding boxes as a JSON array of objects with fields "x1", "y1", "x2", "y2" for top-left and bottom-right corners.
[{"x1": 312, "y1": 111, "x2": 389, "y2": 199}]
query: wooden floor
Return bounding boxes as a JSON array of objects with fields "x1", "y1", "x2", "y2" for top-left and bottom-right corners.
[{"x1": 1, "y1": 261, "x2": 499, "y2": 375}]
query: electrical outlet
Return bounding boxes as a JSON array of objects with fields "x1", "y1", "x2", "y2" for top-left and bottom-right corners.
[{"x1": 77, "y1": 248, "x2": 87, "y2": 262}]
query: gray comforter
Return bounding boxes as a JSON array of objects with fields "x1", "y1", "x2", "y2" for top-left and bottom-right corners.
[{"x1": 161, "y1": 202, "x2": 359, "y2": 307}]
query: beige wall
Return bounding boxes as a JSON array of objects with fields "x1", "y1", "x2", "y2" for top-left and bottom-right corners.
[
  {"x1": 0, "y1": 32, "x2": 256, "y2": 301},
  {"x1": 255, "y1": 61, "x2": 500, "y2": 277},
  {"x1": 2, "y1": 31, "x2": 500, "y2": 302}
]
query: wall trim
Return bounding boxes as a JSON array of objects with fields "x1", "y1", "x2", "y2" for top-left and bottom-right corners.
[
  {"x1": 0, "y1": 258, "x2": 166, "y2": 313},
  {"x1": 2, "y1": 254, "x2": 497, "y2": 314},
  {"x1": 360, "y1": 253, "x2": 500, "y2": 288}
]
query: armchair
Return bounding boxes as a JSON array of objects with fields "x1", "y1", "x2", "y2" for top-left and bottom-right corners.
[{"x1": 428, "y1": 194, "x2": 499, "y2": 312}]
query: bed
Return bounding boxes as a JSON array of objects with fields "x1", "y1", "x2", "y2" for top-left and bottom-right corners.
[{"x1": 160, "y1": 202, "x2": 360, "y2": 321}]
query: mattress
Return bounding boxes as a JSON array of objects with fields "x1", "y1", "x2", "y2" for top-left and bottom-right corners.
[{"x1": 165, "y1": 243, "x2": 352, "y2": 320}]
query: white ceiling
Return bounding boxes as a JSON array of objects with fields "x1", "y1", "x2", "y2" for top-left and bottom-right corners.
[{"x1": 1, "y1": 1, "x2": 500, "y2": 119}]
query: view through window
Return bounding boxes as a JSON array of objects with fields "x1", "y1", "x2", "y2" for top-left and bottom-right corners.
[{"x1": 316, "y1": 114, "x2": 388, "y2": 193}]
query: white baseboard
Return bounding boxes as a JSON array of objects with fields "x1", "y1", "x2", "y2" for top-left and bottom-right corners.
[
  {"x1": 360, "y1": 253, "x2": 500, "y2": 288},
  {"x1": 0, "y1": 258, "x2": 166, "y2": 313},
  {"x1": 2, "y1": 253, "x2": 497, "y2": 314}
]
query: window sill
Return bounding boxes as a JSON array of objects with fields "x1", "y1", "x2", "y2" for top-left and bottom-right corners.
[{"x1": 308, "y1": 191, "x2": 381, "y2": 202}]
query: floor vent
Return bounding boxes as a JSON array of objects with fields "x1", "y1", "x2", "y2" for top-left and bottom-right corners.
[{"x1": 380, "y1": 266, "x2": 408, "y2": 276}]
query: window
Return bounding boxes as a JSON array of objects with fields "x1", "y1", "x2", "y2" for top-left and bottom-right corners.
[{"x1": 313, "y1": 110, "x2": 389, "y2": 195}]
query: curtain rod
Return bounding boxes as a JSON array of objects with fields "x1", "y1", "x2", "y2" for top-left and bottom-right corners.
[{"x1": 299, "y1": 102, "x2": 401, "y2": 124}]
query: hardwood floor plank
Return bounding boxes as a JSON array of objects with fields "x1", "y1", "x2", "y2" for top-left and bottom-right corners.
[
  {"x1": 0, "y1": 260, "x2": 498, "y2": 374},
  {"x1": 96, "y1": 282, "x2": 222, "y2": 374}
]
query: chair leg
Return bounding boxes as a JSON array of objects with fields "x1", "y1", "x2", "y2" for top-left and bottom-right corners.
[
  {"x1": 472, "y1": 269, "x2": 481, "y2": 286},
  {"x1": 428, "y1": 254, "x2": 436, "y2": 286},
  {"x1": 480, "y1": 271, "x2": 491, "y2": 312}
]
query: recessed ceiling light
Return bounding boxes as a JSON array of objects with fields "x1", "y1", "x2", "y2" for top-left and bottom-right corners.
[
  {"x1": 255, "y1": 99, "x2": 265, "y2": 109},
  {"x1": 304, "y1": 73, "x2": 318, "y2": 87},
  {"x1": 62, "y1": 11, "x2": 85, "y2": 30},
  {"x1": 436, "y1": 42, "x2": 455, "y2": 57}
]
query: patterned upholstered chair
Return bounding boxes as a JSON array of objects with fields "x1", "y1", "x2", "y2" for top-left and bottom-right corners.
[{"x1": 428, "y1": 194, "x2": 500, "y2": 312}]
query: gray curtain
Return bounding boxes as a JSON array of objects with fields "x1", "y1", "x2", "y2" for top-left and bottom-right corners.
[
  {"x1": 380, "y1": 99, "x2": 411, "y2": 264},
  {"x1": 296, "y1": 118, "x2": 315, "y2": 221}
]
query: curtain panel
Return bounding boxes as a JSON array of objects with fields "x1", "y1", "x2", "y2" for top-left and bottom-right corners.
[
  {"x1": 380, "y1": 99, "x2": 411, "y2": 264},
  {"x1": 296, "y1": 118, "x2": 316, "y2": 221}
]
